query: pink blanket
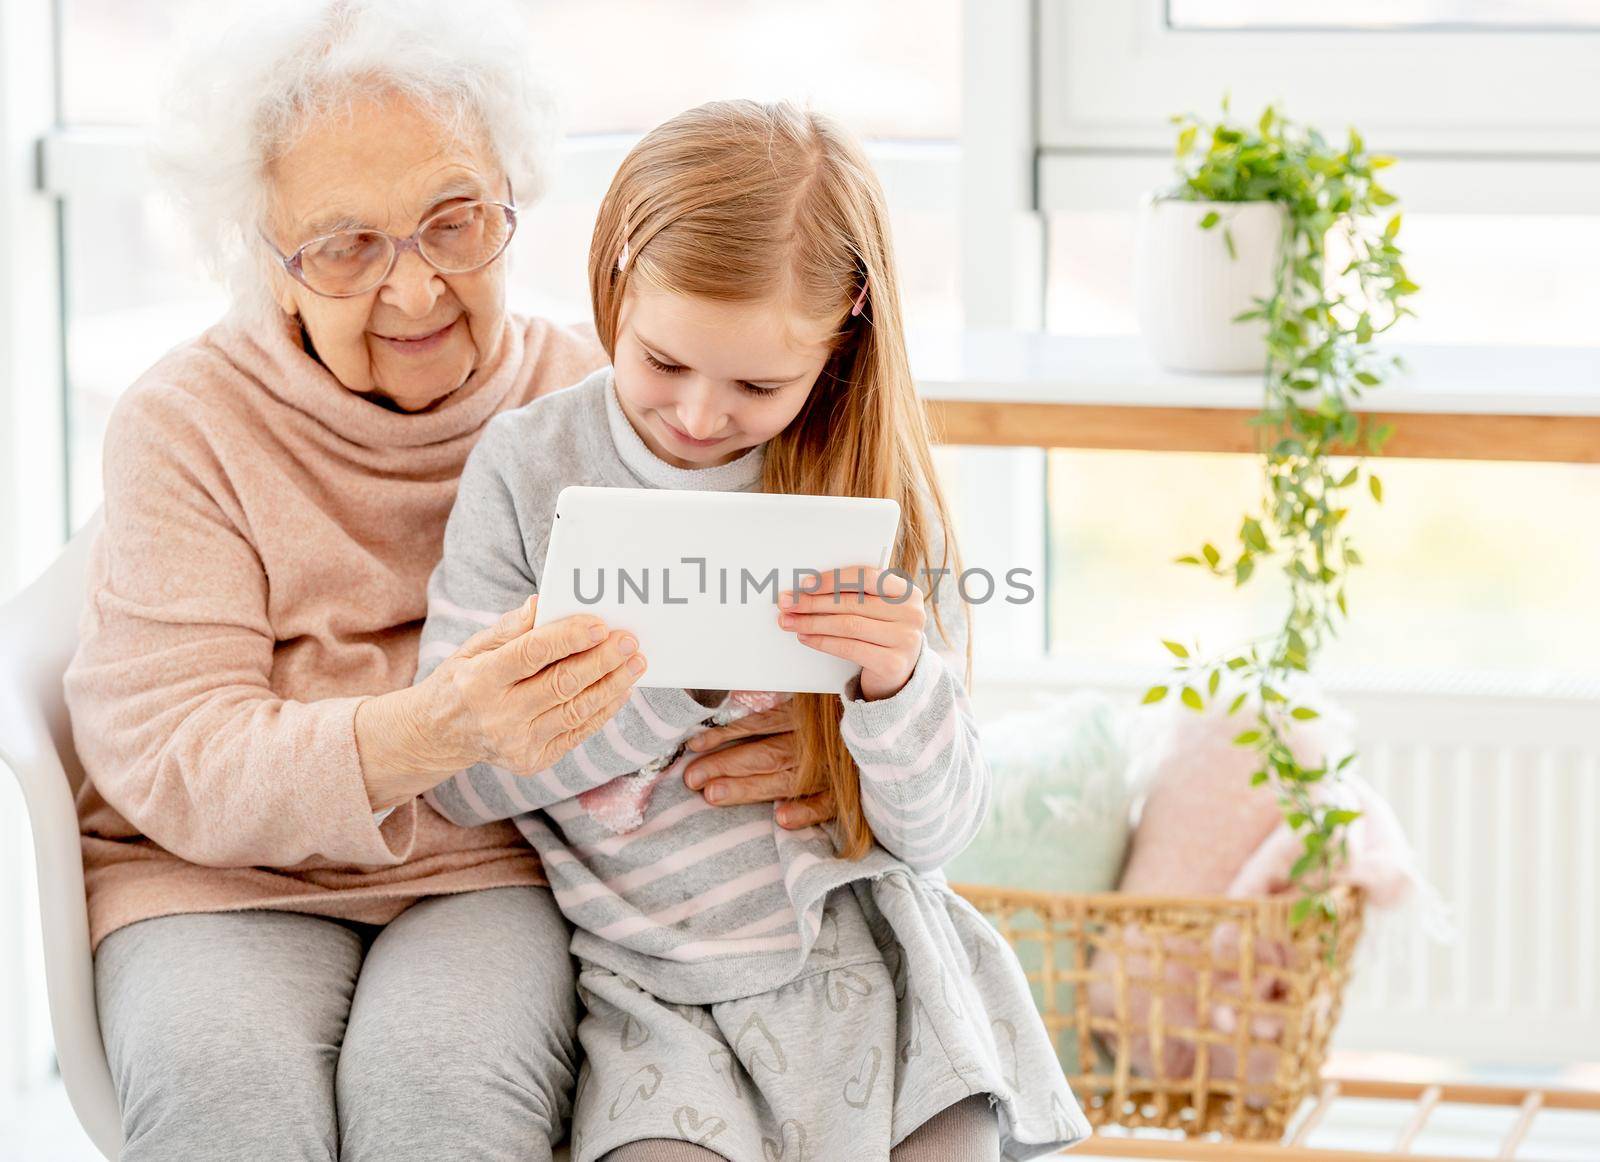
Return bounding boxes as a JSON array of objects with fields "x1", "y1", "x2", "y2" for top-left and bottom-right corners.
[{"x1": 578, "y1": 690, "x2": 788, "y2": 834}]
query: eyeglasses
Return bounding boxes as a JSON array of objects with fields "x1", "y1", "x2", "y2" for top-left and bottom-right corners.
[{"x1": 261, "y1": 181, "x2": 518, "y2": 298}]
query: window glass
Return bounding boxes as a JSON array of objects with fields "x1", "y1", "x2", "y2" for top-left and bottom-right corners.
[
  {"x1": 1046, "y1": 211, "x2": 1600, "y2": 348},
  {"x1": 1043, "y1": 446, "x2": 1600, "y2": 677},
  {"x1": 1167, "y1": 0, "x2": 1600, "y2": 30},
  {"x1": 60, "y1": 0, "x2": 960, "y2": 135}
]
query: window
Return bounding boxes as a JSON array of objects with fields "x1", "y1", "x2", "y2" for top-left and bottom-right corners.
[
  {"x1": 1044, "y1": 450, "x2": 1600, "y2": 679},
  {"x1": 1041, "y1": 204, "x2": 1600, "y2": 679},
  {"x1": 50, "y1": 0, "x2": 961, "y2": 527},
  {"x1": 1038, "y1": 0, "x2": 1600, "y2": 157},
  {"x1": 1029, "y1": 0, "x2": 1600, "y2": 682},
  {"x1": 59, "y1": 0, "x2": 960, "y2": 136},
  {"x1": 1045, "y1": 211, "x2": 1600, "y2": 348},
  {"x1": 62, "y1": 193, "x2": 229, "y2": 529},
  {"x1": 27, "y1": 0, "x2": 1600, "y2": 689}
]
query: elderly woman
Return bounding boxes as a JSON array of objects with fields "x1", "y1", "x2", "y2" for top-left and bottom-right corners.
[{"x1": 61, "y1": 3, "x2": 830, "y2": 1159}]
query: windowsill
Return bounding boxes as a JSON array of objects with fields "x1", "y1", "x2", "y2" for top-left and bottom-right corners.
[
  {"x1": 911, "y1": 331, "x2": 1600, "y2": 417},
  {"x1": 911, "y1": 332, "x2": 1600, "y2": 462}
]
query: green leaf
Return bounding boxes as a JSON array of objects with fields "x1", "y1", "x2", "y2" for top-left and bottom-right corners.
[
  {"x1": 1369, "y1": 474, "x2": 1384, "y2": 503},
  {"x1": 1384, "y1": 213, "x2": 1403, "y2": 240},
  {"x1": 1233, "y1": 730, "x2": 1263, "y2": 745},
  {"x1": 1228, "y1": 692, "x2": 1249, "y2": 715},
  {"x1": 1163, "y1": 639, "x2": 1190, "y2": 659},
  {"x1": 1199, "y1": 210, "x2": 1220, "y2": 229},
  {"x1": 1142, "y1": 685, "x2": 1168, "y2": 704},
  {"x1": 1289, "y1": 896, "x2": 1313, "y2": 926},
  {"x1": 1208, "y1": 669, "x2": 1221, "y2": 697},
  {"x1": 1181, "y1": 686, "x2": 1204, "y2": 711},
  {"x1": 1202, "y1": 543, "x2": 1221, "y2": 568},
  {"x1": 1290, "y1": 706, "x2": 1321, "y2": 720}
]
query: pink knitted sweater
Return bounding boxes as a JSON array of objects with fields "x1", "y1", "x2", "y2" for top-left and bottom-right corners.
[{"x1": 63, "y1": 307, "x2": 604, "y2": 950}]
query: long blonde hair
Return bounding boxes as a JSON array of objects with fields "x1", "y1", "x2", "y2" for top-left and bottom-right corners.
[{"x1": 588, "y1": 100, "x2": 969, "y2": 859}]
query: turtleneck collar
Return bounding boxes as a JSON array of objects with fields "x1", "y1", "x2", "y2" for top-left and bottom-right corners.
[
  {"x1": 212, "y1": 305, "x2": 526, "y2": 450},
  {"x1": 603, "y1": 372, "x2": 765, "y2": 493}
]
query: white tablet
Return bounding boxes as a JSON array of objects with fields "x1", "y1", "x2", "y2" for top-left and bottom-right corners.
[{"x1": 533, "y1": 486, "x2": 902, "y2": 693}]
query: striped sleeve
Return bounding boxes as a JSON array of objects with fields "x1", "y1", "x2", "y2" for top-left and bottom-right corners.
[
  {"x1": 422, "y1": 685, "x2": 713, "y2": 825},
  {"x1": 414, "y1": 418, "x2": 719, "y2": 827},
  {"x1": 838, "y1": 571, "x2": 988, "y2": 874}
]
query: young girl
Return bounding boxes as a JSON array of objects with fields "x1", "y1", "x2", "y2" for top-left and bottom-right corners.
[{"x1": 416, "y1": 101, "x2": 1088, "y2": 1162}]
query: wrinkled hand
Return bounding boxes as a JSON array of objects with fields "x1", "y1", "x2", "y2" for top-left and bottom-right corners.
[
  {"x1": 422, "y1": 595, "x2": 645, "y2": 776},
  {"x1": 683, "y1": 704, "x2": 836, "y2": 830}
]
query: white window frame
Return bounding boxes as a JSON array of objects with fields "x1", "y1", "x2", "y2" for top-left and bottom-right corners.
[
  {"x1": 0, "y1": 0, "x2": 66, "y2": 599},
  {"x1": 1037, "y1": 0, "x2": 1600, "y2": 215},
  {"x1": 956, "y1": 0, "x2": 1050, "y2": 665},
  {"x1": 0, "y1": 0, "x2": 64, "y2": 1106}
]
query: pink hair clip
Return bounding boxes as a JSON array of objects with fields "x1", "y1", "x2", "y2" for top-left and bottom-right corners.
[{"x1": 850, "y1": 277, "x2": 869, "y2": 318}]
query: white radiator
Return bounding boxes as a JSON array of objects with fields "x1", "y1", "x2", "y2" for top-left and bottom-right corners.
[
  {"x1": 970, "y1": 661, "x2": 1600, "y2": 1066},
  {"x1": 1330, "y1": 677, "x2": 1600, "y2": 1064}
]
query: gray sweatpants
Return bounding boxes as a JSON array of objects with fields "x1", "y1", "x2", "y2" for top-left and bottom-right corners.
[{"x1": 94, "y1": 886, "x2": 579, "y2": 1162}]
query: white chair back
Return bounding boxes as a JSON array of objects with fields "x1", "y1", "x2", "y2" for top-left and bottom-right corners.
[{"x1": 0, "y1": 509, "x2": 121, "y2": 1159}]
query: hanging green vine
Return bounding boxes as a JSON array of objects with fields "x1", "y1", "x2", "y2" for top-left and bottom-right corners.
[{"x1": 1141, "y1": 101, "x2": 1418, "y2": 930}]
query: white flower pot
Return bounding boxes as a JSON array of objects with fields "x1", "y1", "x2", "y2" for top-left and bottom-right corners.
[{"x1": 1135, "y1": 197, "x2": 1287, "y2": 374}]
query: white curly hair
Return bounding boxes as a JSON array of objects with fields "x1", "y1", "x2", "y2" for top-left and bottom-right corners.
[{"x1": 153, "y1": 0, "x2": 557, "y2": 316}]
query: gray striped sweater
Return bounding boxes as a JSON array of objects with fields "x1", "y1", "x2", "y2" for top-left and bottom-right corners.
[{"x1": 417, "y1": 369, "x2": 988, "y2": 1003}]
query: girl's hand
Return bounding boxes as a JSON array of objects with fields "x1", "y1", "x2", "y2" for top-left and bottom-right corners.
[
  {"x1": 681, "y1": 704, "x2": 837, "y2": 830},
  {"x1": 777, "y1": 567, "x2": 925, "y2": 701}
]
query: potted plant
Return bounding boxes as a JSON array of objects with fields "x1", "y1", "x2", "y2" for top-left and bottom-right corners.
[
  {"x1": 1141, "y1": 101, "x2": 1418, "y2": 933},
  {"x1": 1136, "y1": 194, "x2": 1284, "y2": 372}
]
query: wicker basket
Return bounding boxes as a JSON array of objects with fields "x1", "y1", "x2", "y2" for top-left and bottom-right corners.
[{"x1": 950, "y1": 883, "x2": 1365, "y2": 1142}]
